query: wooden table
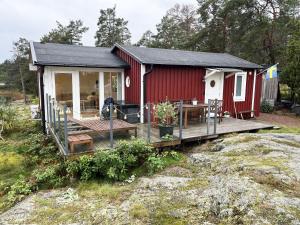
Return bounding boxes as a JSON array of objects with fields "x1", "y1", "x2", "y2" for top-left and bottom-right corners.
[{"x1": 182, "y1": 104, "x2": 208, "y2": 128}]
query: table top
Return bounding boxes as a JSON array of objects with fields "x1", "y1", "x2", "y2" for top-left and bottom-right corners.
[{"x1": 182, "y1": 103, "x2": 208, "y2": 109}]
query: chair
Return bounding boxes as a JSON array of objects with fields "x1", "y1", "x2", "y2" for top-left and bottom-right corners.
[{"x1": 205, "y1": 99, "x2": 223, "y2": 123}]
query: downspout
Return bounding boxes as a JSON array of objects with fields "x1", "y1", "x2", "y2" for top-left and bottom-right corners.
[
  {"x1": 251, "y1": 69, "x2": 257, "y2": 117},
  {"x1": 140, "y1": 64, "x2": 154, "y2": 123},
  {"x1": 39, "y1": 66, "x2": 46, "y2": 134}
]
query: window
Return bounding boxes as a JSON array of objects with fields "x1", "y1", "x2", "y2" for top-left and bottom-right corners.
[
  {"x1": 55, "y1": 73, "x2": 73, "y2": 110},
  {"x1": 234, "y1": 72, "x2": 247, "y2": 101},
  {"x1": 104, "y1": 72, "x2": 122, "y2": 101}
]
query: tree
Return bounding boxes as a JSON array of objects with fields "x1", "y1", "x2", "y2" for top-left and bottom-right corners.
[
  {"x1": 136, "y1": 30, "x2": 155, "y2": 47},
  {"x1": 280, "y1": 20, "x2": 300, "y2": 103},
  {"x1": 41, "y1": 20, "x2": 88, "y2": 45},
  {"x1": 95, "y1": 6, "x2": 131, "y2": 47},
  {"x1": 195, "y1": 0, "x2": 299, "y2": 64},
  {"x1": 141, "y1": 4, "x2": 198, "y2": 49}
]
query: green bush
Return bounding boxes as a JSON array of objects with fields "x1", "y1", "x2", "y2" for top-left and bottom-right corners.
[
  {"x1": 7, "y1": 176, "x2": 34, "y2": 204},
  {"x1": 260, "y1": 100, "x2": 274, "y2": 113},
  {"x1": 33, "y1": 164, "x2": 66, "y2": 188},
  {"x1": 0, "y1": 105, "x2": 18, "y2": 132},
  {"x1": 146, "y1": 153, "x2": 165, "y2": 174}
]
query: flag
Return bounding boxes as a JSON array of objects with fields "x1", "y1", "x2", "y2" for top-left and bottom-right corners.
[{"x1": 266, "y1": 65, "x2": 278, "y2": 80}]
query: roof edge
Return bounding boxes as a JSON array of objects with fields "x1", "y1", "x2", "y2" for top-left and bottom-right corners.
[
  {"x1": 111, "y1": 44, "x2": 144, "y2": 64},
  {"x1": 30, "y1": 41, "x2": 37, "y2": 65}
]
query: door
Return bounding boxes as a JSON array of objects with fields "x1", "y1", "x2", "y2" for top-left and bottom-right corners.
[{"x1": 204, "y1": 71, "x2": 224, "y2": 103}]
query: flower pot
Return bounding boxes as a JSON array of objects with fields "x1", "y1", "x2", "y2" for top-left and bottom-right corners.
[
  {"x1": 192, "y1": 100, "x2": 198, "y2": 105},
  {"x1": 159, "y1": 125, "x2": 174, "y2": 138}
]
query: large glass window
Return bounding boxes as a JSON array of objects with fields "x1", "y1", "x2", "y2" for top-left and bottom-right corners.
[
  {"x1": 55, "y1": 73, "x2": 73, "y2": 110},
  {"x1": 79, "y1": 71, "x2": 99, "y2": 117},
  {"x1": 104, "y1": 72, "x2": 122, "y2": 102}
]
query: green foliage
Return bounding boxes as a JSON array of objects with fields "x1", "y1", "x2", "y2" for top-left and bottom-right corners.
[
  {"x1": 155, "y1": 101, "x2": 177, "y2": 126},
  {"x1": 40, "y1": 20, "x2": 89, "y2": 45},
  {"x1": 260, "y1": 100, "x2": 274, "y2": 113},
  {"x1": 33, "y1": 164, "x2": 66, "y2": 188},
  {"x1": 95, "y1": 6, "x2": 131, "y2": 47},
  {"x1": 280, "y1": 20, "x2": 300, "y2": 103},
  {"x1": 146, "y1": 153, "x2": 165, "y2": 175},
  {"x1": 0, "y1": 105, "x2": 18, "y2": 132},
  {"x1": 7, "y1": 176, "x2": 33, "y2": 204}
]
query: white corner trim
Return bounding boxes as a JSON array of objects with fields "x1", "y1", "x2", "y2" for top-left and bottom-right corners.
[
  {"x1": 251, "y1": 70, "x2": 257, "y2": 116},
  {"x1": 233, "y1": 72, "x2": 247, "y2": 102},
  {"x1": 29, "y1": 41, "x2": 37, "y2": 64},
  {"x1": 205, "y1": 69, "x2": 219, "y2": 79},
  {"x1": 140, "y1": 64, "x2": 146, "y2": 123},
  {"x1": 121, "y1": 70, "x2": 125, "y2": 101}
]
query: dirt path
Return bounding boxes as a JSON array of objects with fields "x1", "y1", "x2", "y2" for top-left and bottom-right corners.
[{"x1": 1, "y1": 133, "x2": 300, "y2": 225}]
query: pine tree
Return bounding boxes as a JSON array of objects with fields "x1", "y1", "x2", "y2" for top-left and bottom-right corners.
[
  {"x1": 40, "y1": 20, "x2": 88, "y2": 45},
  {"x1": 95, "y1": 6, "x2": 131, "y2": 47}
]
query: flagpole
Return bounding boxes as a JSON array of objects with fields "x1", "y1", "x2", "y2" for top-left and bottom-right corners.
[{"x1": 256, "y1": 63, "x2": 279, "y2": 76}]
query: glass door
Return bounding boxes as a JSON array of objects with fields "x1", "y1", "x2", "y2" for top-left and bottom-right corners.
[{"x1": 104, "y1": 72, "x2": 122, "y2": 102}]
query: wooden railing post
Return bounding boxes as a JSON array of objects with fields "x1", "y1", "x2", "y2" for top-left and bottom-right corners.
[
  {"x1": 147, "y1": 102, "x2": 151, "y2": 143},
  {"x1": 207, "y1": 99, "x2": 211, "y2": 134},
  {"x1": 179, "y1": 100, "x2": 183, "y2": 140},
  {"x1": 109, "y1": 103, "x2": 113, "y2": 148},
  {"x1": 63, "y1": 104, "x2": 69, "y2": 155},
  {"x1": 214, "y1": 99, "x2": 218, "y2": 134}
]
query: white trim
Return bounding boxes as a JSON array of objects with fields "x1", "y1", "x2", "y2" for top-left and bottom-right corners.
[
  {"x1": 29, "y1": 41, "x2": 37, "y2": 64},
  {"x1": 72, "y1": 71, "x2": 81, "y2": 119},
  {"x1": 47, "y1": 66, "x2": 124, "y2": 73},
  {"x1": 251, "y1": 70, "x2": 257, "y2": 116},
  {"x1": 233, "y1": 72, "x2": 247, "y2": 102},
  {"x1": 204, "y1": 70, "x2": 224, "y2": 103},
  {"x1": 99, "y1": 71, "x2": 105, "y2": 114},
  {"x1": 205, "y1": 70, "x2": 219, "y2": 79},
  {"x1": 121, "y1": 71, "x2": 125, "y2": 101},
  {"x1": 140, "y1": 64, "x2": 146, "y2": 123}
]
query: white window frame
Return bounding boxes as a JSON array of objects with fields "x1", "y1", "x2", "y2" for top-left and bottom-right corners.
[{"x1": 234, "y1": 72, "x2": 247, "y2": 102}]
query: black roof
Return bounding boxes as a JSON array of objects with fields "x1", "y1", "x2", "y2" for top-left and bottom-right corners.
[
  {"x1": 112, "y1": 44, "x2": 262, "y2": 69},
  {"x1": 31, "y1": 42, "x2": 129, "y2": 68}
]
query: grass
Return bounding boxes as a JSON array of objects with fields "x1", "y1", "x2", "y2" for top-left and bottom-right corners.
[
  {"x1": 129, "y1": 203, "x2": 149, "y2": 219},
  {"x1": 0, "y1": 151, "x2": 32, "y2": 212},
  {"x1": 271, "y1": 139, "x2": 300, "y2": 148},
  {"x1": 76, "y1": 181, "x2": 133, "y2": 202},
  {"x1": 258, "y1": 127, "x2": 300, "y2": 134},
  {"x1": 180, "y1": 178, "x2": 209, "y2": 191}
]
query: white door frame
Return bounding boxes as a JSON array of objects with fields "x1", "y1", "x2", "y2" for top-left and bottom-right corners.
[{"x1": 204, "y1": 70, "x2": 224, "y2": 103}]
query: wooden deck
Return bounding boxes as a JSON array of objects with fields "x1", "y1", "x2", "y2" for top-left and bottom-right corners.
[{"x1": 76, "y1": 118, "x2": 273, "y2": 151}]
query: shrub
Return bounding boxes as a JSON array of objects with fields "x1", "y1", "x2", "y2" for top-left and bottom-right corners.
[
  {"x1": 146, "y1": 153, "x2": 165, "y2": 175},
  {"x1": 33, "y1": 164, "x2": 66, "y2": 188},
  {"x1": 0, "y1": 105, "x2": 18, "y2": 133},
  {"x1": 7, "y1": 176, "x2": 33, "y2": 204},
  {"x1": 260, "y1": 100, "x2": 274, "y2": 113}
]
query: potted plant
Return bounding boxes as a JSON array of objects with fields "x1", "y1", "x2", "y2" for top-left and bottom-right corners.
[
  {"x1": 155, "y1": 101, "x2": 177, "y2": 138},
  {"x1": 224, "y1": 111, "x2": 230, "y2": 118},
  {"x1": 192, "y1": 98, "x2": 198, "y2": 106}
]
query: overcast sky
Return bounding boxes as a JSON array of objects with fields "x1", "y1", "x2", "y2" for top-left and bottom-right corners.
[{"x1": 0, "y1": 0, "x2": 197, "y2": 63}]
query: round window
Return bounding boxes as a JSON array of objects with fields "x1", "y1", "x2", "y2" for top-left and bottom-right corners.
[
  {"x1": 125, "y1": 76, "x2": 131, "y2": 88},
  {"x1": 210, "y1": 80, "x2": 216, "y2": 87}
]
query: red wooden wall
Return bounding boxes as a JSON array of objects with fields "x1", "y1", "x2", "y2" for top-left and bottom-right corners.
[
  {"x1": 114, "y1": 48, "x2": 141, "y2": 105},
  {"x1": 145, "y1": 65, "x2": 205, "y2": 103},
  {"x1": 223, "y1": 70, "x2": 261, "y2": 117}
]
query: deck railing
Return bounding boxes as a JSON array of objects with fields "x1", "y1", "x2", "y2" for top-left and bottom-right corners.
[
  {"x1": 45, "y1": 96, "x2": 220, "y2": 155},
  {"x1": 46, "y1": 94, "x2": 69, "y2": 155}
]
